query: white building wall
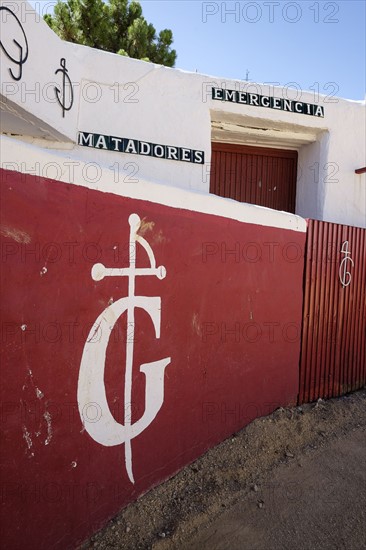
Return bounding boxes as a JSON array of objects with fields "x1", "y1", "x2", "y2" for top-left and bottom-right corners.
[
  {"x1": 1, "y1": 1, "x2": 365, "y2": 227},
  {"x1": 322, "y1": 98, "x2": 366, "y2": 227}
]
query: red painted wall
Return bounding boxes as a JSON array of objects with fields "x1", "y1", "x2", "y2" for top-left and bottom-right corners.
[{"x1": 0, "y1": 169, "x2": 305, "y2": 549}]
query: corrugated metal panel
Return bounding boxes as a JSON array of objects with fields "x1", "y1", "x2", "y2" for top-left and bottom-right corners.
[
  {"x1": 299, "y1": 219, "x2": 366, "y2": 404},
  {"x1": 210, "y1": 143, "x2": 298, "y2": 213}
]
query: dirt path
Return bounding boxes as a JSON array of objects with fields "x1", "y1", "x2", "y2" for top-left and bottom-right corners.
[
  {"x1": 83, "y1": 390, "x2": 366, "y2": 550},
  {"x1": 180, "y1": 429, "x2": 366, "y2": 550}
]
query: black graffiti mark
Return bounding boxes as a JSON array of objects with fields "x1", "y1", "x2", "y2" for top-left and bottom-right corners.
[
  {"x1": 0, "y1": 6, "x2": 29, "y2": 81},
  {"x1": 54, "y1": 58, "x2": 74, "y2": 118}
]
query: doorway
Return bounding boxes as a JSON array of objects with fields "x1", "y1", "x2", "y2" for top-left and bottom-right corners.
[{"x1": 210, "y1": 143, "x2": 298, "y2": 213}]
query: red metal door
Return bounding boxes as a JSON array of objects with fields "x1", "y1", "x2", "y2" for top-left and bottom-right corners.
[
  {"x1": 299, "y1": 219, "x2": 366, "y2": 403},
  {"x1": 210, "y1": 143, "x2": 298, "y2": 213}
]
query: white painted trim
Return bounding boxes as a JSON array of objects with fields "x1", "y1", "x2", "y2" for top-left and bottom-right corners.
[{"x1": 1, "y1": 135, "x2": 307, "y2": 232}]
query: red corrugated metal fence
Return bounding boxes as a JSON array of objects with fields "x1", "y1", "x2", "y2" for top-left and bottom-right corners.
[{"x1": 299, "y1": 219, "x2": 366, "y2": 403}]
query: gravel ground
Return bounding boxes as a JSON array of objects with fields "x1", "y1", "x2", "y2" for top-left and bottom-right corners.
[{"x1": 81, "y1": 388, "x2": 366, "y2": 550}]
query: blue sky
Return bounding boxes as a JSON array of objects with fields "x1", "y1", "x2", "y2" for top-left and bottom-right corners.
[{"x1": 30, "y1": 0, "x2": 365, "y2": 100}]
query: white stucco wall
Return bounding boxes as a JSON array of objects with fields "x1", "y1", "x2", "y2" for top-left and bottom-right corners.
[{"x1": 1, "y1": 0, "x2": 365, "y2": 228}]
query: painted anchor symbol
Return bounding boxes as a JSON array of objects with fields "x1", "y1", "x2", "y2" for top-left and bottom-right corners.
[
  {"x1": 54, "y1": 58, "x2": 74, "y2": 118},
  {"x1": 77, "y1": 214, "x2": 170, "y2": 483}
]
